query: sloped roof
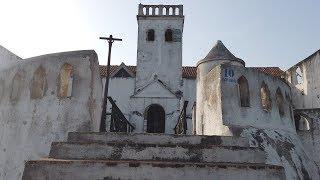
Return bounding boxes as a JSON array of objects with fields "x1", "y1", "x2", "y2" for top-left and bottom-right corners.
[
  {"x1": 198, "y1": 40, "x2": 245, "y2": 66},
  {"x1": 248, "y1": 67, "x2": 285, "y2": 78},
  {"x1": 100, "y1": 65, "x2": 284, "y2": 79}
]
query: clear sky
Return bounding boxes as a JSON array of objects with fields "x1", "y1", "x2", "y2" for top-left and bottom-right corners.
[{"x1": 0, "y1": 0, "x2": 319, "y2": 69}]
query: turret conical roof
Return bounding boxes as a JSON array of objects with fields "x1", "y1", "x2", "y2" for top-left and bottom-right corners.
[{"x1": 198, "y1": 40, "x2": 245, "y2": 66}]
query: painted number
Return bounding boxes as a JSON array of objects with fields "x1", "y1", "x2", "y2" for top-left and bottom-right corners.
[{"x1": 224, "y1": 69, "x2": 234, "y2": 78}]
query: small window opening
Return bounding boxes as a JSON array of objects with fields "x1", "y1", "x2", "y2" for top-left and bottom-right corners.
[
  {"x1": 237, "y1": 76, "x2": 250, "y2": 107},
  {"x1": 276, "y1": 88, "x2": 285, "y2": 117},
  {"x1": 294, "y1": 114, "x2": 310, "y2": 131},
  {"x1": 58, "y1": 63, "x2": 73, "y2": 98},
  {"x1": 162, "y1": 7, "x2": 167, "y2": 15},
  {"x1": 155, "y1": 7, "x2": 159, "y2": 15},
  {"x1": 31, "y1": 66, "x2": 47, "y2": 99},
  {"x1": 296, "y1": 66, "x2": 303, "y2": 84},
  {"x1": 143, "y1": 7, "x2": 146, "y2": 15},
  {"x1": 169, "y1": 7, "x2": 173, "y2": 15},
  {"x1": 175, "y1": 8, "x2": 179, "y2": 15},
  {"x1": 149, "y1": 7, "x2": 153, "y2": 15},
  {"x1": 261, "y1": 81, "x2": 272, "y2": 112},
  {"x1": 165, "y1": 29, "x2": 173, "y2": 42},
  {"x1": 147, "y1": 29, "x2": 155, "y2": 41}
]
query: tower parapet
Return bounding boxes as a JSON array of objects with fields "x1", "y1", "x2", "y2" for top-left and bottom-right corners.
[{"x1": 138, "y1": 4, "x2": 183, "y2": 17}]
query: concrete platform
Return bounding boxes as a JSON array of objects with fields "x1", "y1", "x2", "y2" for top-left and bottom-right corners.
[
  {"x1": 22, "y1": 159, "x2": 285, "y2": 180},
  {"x1": 67, "y1": 132, "x2": 251, "y2": 147},
  {"x1": 49, "y1": 141, "x2": 266, "y2": 164}
]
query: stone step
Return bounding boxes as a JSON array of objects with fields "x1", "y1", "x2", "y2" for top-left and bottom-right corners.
[
  {"x1": 67, "y1": 132, "x2": 251, "y2": 147},
  {"x1": 49, "y1": 142, "x2": 266, "y2": 164},
  {"x1": 22, "y1": 159, "x2": 285, "y2": 180}
]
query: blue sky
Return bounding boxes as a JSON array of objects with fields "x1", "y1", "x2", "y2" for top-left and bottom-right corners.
[{"x1": 0, "y1": 0, "x2": 319, "y2": 69}]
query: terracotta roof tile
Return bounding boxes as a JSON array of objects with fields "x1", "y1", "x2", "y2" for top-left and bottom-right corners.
[
  {"x1": 250, "y1": 67, "x2": 284, "y2": 78},
  {"x1": 100, "y1": 65, "x2": 284, "y2": 79}
]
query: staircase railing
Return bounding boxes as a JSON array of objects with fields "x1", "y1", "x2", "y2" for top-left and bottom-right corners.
[
  {"x1": 107, "y1": 97, "x2": 135, "y2": 133},
  {"x1": 174, "y1": 101, "x2": 188, "y2": 134}
]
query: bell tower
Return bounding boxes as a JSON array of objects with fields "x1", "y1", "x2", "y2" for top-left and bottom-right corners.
[{"x1": 135, "y1": 4, "x2": 184, "y2": 94}]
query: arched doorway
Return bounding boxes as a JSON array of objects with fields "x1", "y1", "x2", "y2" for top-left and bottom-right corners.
[{"x1": 146, "y1": 104, "x2": 165, "y2": 133}]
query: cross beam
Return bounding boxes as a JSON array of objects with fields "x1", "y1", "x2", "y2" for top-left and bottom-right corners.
[{"x1": 99, "y1": 35, "x2": 122, "y2": 132}]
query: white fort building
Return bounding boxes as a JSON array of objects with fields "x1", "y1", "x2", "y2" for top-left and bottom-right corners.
[{"x1": 0, "y1": 3, "x2": 319, "y2": 180}]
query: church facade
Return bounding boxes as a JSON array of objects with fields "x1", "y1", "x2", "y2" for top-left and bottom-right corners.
[{"x1": 101, "y1": 4, "x2": 290, "y2": 136}]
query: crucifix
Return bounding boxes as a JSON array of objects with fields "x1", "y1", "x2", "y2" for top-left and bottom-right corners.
[{"x1": 99, "y1": 35, "x2": 122, "y2": 132}]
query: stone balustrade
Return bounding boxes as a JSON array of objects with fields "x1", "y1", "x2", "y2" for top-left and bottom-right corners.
[{"x1": 138, "y1": 4, "x2": 183, "y2": 16}]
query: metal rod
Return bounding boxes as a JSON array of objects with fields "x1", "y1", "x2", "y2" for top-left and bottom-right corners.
[{"x1": 99, "y1": 35, "x2": 122, "y2": 132}]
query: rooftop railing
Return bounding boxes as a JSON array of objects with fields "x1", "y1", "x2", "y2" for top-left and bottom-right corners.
[{"x1": 138, "y1": 4, "x2": 183, "y2": 16}]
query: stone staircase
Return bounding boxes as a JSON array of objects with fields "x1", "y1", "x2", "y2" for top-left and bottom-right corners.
[{"x1": 22, "y1": 132, "x2": 285, "y2": 180}]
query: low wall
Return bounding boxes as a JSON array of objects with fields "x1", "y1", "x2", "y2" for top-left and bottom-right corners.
[{"x1": 0, "y1": 49, "x2": 102, "y2": 179}]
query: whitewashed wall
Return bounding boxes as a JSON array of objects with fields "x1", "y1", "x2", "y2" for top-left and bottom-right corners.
[
  {"x1": 286, "y1": 51, "x2": 320, "y2": 109},
  {"x1": 0, "y1": 49, "x2": 102, "y2": 180},
  {"x1": 0, "y1": 45, "x2": 22, "y2": 71},
  {"x1": 220, "y1": 65, "x2": 295, "y2": 133},
  {"x1": 105, "y1": 76, "x2": 197, "y2": 134},
  {"x1": 135, "y1": 17, "x2": 183, "y2": 93}
]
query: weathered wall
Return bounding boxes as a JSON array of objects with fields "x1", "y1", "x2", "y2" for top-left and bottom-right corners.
[
  {"x1": 196, "y1": 65, "x2": 226, "y2": 135},
  {"x1": 196, "y1": 63, "x2": 319, "y2": 179},
  {"x1": 103, "y1": 77, "x2": 135, "y2": 131},
  {"x1": 135, "y1": 16, "x2": 183, "y2": 93},
  {"x1": 181, "y1": 79, "x2": 196, "y2": 134},
  {"x1": 221, "y1": 64, "x2": 295, "y2": 133},
  {"x1": 286, "y1": 51, "x2": 320, "y2": 109},
  {"x1": 295, "y1": 109, "x2": 320, "y2": 167},
  {"x1": 241, "y1": 127, "x2": 319, "y2": 179},
  {"x1": 104, "y1": 76, "x2": 196, "y2": 134},
  {"x1": 0, "y1": 49, "x2": 102, "y2": 180},
  {"x1": 0, "y1": 45, "x2": 22, "y2": 71}
]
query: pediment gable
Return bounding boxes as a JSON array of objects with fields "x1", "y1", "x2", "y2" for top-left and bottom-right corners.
[
  {"x1": 132, "y1": 79, "x2": 177, "y2": 98},
  {"x1": 111, "y1": 62, "x2": 135, "y2": 78}
]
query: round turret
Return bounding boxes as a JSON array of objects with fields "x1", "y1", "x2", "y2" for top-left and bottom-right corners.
[{"x1": 195, "y1": 40, "x2": 244, "y2": 134}]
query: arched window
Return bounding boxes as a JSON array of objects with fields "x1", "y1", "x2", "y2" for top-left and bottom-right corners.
[
  {"x1": 165, "y1": 29, "x2": 173, "y2": 42},
  {"x1": 58, "y1": 63, "x2": 73, "y2": 98},
  {"x1": 276, "y1": 88, "x2": 285, "y2": 117},
  {"x1": 294, "y1": 114, "x2": 310, "y2": 131},
  {"x1": 296, "y1": 66, "x2": 303, "y2": 84},
  {"x1": 261, "y1": 81, "x2": 272, "y2": 112},
  {"x1": 237, "y1": 76, "x2": 250, "y2": 107},
  {"x1": 145, "y1": 104, "x2": 165, "y2": 133},
  {"x1": 143, "y1": 7, "x2": 146, "y2": 15},
  {"x1": 175, "y1": 7, "x2": 179, "y2": 15},
  {"x1": 162, "y1": 7, "x2": 167, "y2": 15},
  {"x1": 147, "y1": 29, "x2": 155, "y2": 41},
  {"x1": 169, "y1": 7, "x2": 173, "y2": 15},
  {"x1": 31, "y1": 66, "x2": 47, "y2": 99},
  {"x1": 155, "y1": 7, "x2": 159, "y2": 15},
  {"x1": 10, "y1": 72, "x2": 24, "y2": 102}
]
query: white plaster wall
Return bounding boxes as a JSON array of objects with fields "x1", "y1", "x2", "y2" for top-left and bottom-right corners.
[
  {"x1": 242, "y1": 127, "x2": 319, "y2": 179},
  {"x1": 286, "y1": 52, "x2": 320, "y2": 109},
  {"x1": 136, "y1": 17, "x2": 183, "y2": 93},
  {"x1": 104, "y1": 76, "x2": 196, "y2": 134},
  {"x1": 181, "y1": 79, "x2": 196, "y2": 134},
  {"x1": 196, "y1": 59, "x2": 244, "y2": 135},
  {"x1": 103, "y1": 77, "x2": 135, "y2": 130},
  {"x1": 220, "y1": 65, "x2": 295, "y2": 133},
  {"x1": 0, "y1": 45, "x2": 22, "y2": 71},
  {"x1": 0, "y1": 50, "x2": 102, "y2": 180},
  {"x1": 295, "y1": 109, "x2": 320, "y2": 167}
]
